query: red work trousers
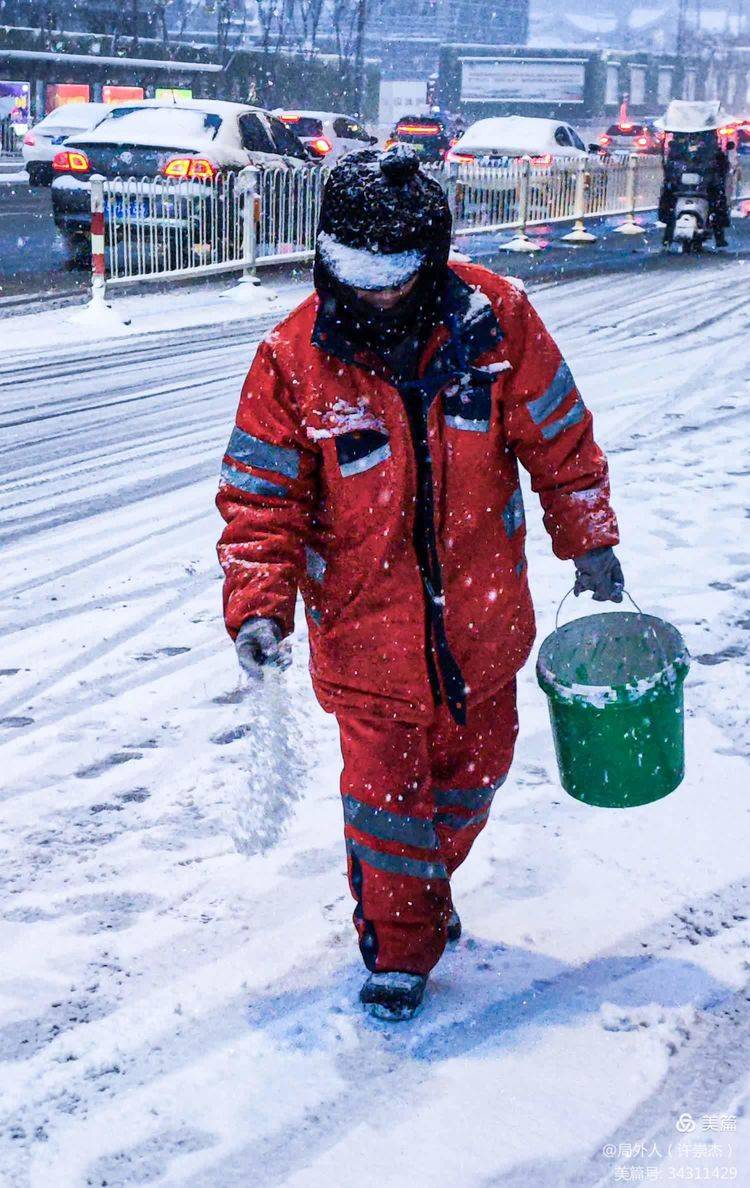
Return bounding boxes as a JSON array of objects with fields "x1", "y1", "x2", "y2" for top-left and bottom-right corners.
[{"x1": 337, "y1": 681, "x2": 518, "y2": 977}]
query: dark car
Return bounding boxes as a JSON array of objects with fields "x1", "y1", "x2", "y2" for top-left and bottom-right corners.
[{"x1": 384, "y1": 113, "x2": 456, "y2": 164}]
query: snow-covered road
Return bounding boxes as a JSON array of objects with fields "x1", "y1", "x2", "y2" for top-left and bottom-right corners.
[{"x1": 1, "y1": 262, "x2": 749, "y2": 1187}]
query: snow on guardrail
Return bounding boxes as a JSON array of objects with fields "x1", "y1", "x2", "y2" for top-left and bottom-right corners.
[{"x1": 86, "y1": 154, "x2": 746, "y2": 298}]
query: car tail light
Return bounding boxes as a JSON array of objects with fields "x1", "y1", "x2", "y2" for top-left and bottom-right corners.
[
  {"x1": 383, "y1": 137, "x2": 396, "y2": 149},
  {"x1": 52, "y1": 149, "x2": 90, "y2": 173},
  {"x1": 23, "y1": 130, "x2": 36, "y2": 147},
  {"x1": 162, "y1": 157, "x2": 219, "y2": 180},
  {"x1": 635, "y1": 135, "x2": 649, "y2": 147},
  {"x1": 397, "y1": 123, "x2": 440, "y2": 136},
  {"x1": 599, "y1": 134, "x2": 611, "y2": 146},
  {"x1": 619, "y1": 122, "x2": 634, "y2": 132},
  {"x1": 308, "y1": 136, "x2": 333, "y2": 157},
  {"x1": 530, "y1": 153, "x2": 553, "y2": 167},
  {"x1": 446, "y1": 150, "x2": 475, "y2": 164}
]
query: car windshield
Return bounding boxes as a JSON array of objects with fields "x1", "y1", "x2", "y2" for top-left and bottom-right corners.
[
  {"x1": 279, "y1": 115, "x2": 323, "y2": 137},
  {"x1": 97, "y1": 107, "x2": 222, "y2": 141}
]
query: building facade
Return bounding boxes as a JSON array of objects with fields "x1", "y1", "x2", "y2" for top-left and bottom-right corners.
[{"x1": 367, "y1": 0, "x2": 529, "y2": 81}]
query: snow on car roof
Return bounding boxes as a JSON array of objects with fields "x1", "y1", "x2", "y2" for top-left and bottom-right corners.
[
  {"x1": 39, "y1": 102, "x2": 111, "y2": 127},
  {"x1": 457, "y1": 116, "x2": 569, "y2": 153},
  {"x1": 70, "y1": 103, "x2": 247, "y2": 149},
  {"x1": 120, "y1": 98, "x2": 261, "y2": 116},
  {"x1": 274, "y1": 110, "x2": 357, "y2": 121}
]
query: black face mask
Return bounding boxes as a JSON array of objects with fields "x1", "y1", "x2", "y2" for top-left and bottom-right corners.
[{"x1": 314, "y1": 258, "x2": 445, "y2": 353}]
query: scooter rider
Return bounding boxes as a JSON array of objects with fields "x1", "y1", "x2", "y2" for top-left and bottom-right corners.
[
  {"x1": 659, "y1": 127, "x2": 730, "y2": 248},
  {"x1": 217, "y1": 146, "x2": 623, "y2": 1021}
]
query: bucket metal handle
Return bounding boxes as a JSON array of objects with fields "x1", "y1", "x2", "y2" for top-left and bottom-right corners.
[{"x1": 555, "y1": 587, "x2": 672, "y2": 674}]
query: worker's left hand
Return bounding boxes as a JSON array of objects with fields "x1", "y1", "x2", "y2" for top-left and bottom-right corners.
[{"x1": 573, "y1": 546, "x2": 624, "y2": 603}]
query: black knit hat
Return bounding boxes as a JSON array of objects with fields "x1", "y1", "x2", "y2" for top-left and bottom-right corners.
[{"x1": 315, "y1": 145, "x2": 452, "y2": 292}]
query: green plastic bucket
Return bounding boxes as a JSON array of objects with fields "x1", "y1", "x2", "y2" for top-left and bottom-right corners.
[{"x1": 536, "y1": 611, "x2": 690, "y2": 808}]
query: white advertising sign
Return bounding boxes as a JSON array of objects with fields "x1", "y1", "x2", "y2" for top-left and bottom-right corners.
[
  {"x1": 460, "y1": 57, "x2": 587, "y2": 104},
  {"x1": 378, "y1": 80, "x2": 427, "y2": 131}
]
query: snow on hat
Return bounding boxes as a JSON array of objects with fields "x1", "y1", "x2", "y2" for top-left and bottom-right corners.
[{"x1": 315, "y1": 145, "x2": 452, "y2": 291}]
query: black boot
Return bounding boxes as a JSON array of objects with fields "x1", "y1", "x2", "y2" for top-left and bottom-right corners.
[
  {"x1": 360, "y1": 972, "x2": 427, "y2": 1021},
  {"x1": 447, "y1": 907, "x2": 462, "y2": 943},
  {"x1": 715, "y1": 231, "x2": 728, "y2": 248}
]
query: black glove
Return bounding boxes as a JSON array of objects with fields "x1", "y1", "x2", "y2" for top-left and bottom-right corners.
[
  {"x1": 573, "y1": 546, "x2": 624, "y2": 603},
  {"x1": 235, "y1": 617, "x2": 291, "y2": 677}
]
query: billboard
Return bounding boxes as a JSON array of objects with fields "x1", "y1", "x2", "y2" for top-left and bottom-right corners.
[
  {"x1": 103, "y1": 85, "x2": 144, "y2": 103},
  {"x1": 0, "y1": 81, "x2": 29, "y2": 126},
  {"x1": 460, "y1": 57, "x2": 587, "y2": 105},
  {"x1": 46, "y1": 84, "x2": 90, "y2": 111},
  {"x1": 155, "y1": 88, "x2": 193, "y2": 101},
  {"x1": 378, "y1": 80, "x2": 427, "y2": 131}
]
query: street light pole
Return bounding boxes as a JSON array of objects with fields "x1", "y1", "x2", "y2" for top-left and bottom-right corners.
[{"x1": 353, "y1": 0, "x2": 368, "y2": 118}]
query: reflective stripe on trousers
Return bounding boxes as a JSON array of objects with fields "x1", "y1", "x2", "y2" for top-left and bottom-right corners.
[{"x1": 337, "y1": 681, "x2": 518, "y2": 976}]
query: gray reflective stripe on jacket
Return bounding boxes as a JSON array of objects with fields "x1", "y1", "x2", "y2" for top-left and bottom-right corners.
[
  {"x1": 226, "y1": 426, "x2": 301, "y2": 479},
  {"x1": 541, "y1": 396, "x2": 585, "y2": 441},
  {"x1": 339, "y1": 442, "x2": 392, "y2": 477},
  {"x1": 220, "y1": 463, "x2": 289, "y2": 499},
  {"x1": 347, "y1": 838, "x2": 448, "y2": 881},
  {"x1": 445, "y1": 414, "x2": 490, "y2": 433},
  {"x1": 502, "y1": 487, "x2": 525, "y2": 537},
  {"x1": 343, "y1": 795, "x2": 439, "y2": 850},
  {"x1": 305, "y1": 546, "x2": 327, "y2": 583},
  {"x1": 528, "y1": 360, "x2": 574, "y2": 424}
]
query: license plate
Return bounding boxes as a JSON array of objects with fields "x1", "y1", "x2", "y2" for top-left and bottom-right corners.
[
  {"x1": 105, "y1": 197, "x2": 149, "y2": 221},
  {"x1": 681, "y1": 172, "x2": 700, "y2": 185},
  {"x1": 479, "y1": 154, "x2": 511, "y2": 167}
]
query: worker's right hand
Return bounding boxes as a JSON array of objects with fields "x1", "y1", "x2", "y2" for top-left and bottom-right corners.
[{"x1": 235, "y1": 617, "x2": 291, "y2": 677}]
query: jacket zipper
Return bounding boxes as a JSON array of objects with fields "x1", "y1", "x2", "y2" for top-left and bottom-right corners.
[{"x1": 401, "y1": 382, "x2": 468, "y2": 725}]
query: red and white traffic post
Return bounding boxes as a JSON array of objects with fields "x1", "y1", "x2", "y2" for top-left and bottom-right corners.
[{"x1": 89, "y1": 173, "x2": 108, "y2": 306}]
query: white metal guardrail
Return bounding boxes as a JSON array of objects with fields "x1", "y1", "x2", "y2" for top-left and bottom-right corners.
[{"x1": 88, "y1": 154, "x2": 747, "y2": 296}]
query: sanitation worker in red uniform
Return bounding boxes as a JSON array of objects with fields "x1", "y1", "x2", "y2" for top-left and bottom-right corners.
[{"x1": 217, "y1": 147, "x2": 624, "y2": 1021}]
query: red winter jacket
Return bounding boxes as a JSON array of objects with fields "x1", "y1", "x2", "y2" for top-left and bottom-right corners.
[{"x1": 217, "y1": 263, "x2": 618, "y2": 723}]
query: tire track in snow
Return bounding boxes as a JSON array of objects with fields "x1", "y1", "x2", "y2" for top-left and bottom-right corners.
[
  {"x1": 167, "y1": 876, "x2": 750, "y2": 1188},
  {"x1": 0, "y1": 312, "x2": 282, "y2": 394},
  {"x1": 487, "y1": 981, "x2": 750, "y2": 1186}
]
